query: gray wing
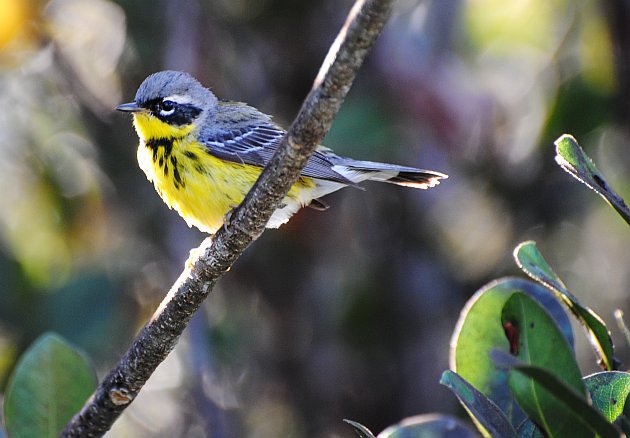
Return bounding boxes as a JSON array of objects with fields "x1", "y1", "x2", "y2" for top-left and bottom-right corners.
[{"x1": 198, "y1": 123, "x2": 355, "y2": 184}]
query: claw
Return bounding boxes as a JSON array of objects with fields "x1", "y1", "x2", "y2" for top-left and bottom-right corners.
[{"x1": 221, "y1": 207, "x2": 237, "y2": 234}]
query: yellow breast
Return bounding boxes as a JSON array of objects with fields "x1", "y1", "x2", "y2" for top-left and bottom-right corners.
[{"x1": 133, "y1": 113, "x2": 315, "y2": 234}]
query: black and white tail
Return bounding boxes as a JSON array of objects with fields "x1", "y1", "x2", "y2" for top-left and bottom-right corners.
[
  {"x1": 332, "y1": 159, "x2": 447, "y2": 189},
  {"x1": 268, "y1": 157, "x2": 447, "y2": 228}
]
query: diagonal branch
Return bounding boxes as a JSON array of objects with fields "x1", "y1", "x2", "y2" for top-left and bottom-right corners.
[{"x1": 61, "y1": 0, "x2": 394, "y2": 436}]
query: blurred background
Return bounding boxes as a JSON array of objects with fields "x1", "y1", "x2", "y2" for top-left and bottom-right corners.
[{"x1": 0, "y1": 0, "x2": 629, "y2": 436}]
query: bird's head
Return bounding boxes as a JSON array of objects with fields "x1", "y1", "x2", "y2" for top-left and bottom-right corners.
[{"x1": 116, "y1": 70, "x2": 218, "y2": 140}]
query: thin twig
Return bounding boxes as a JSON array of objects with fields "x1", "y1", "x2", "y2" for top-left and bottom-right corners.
[
  {"x1": 614, "y1": 309, "x2": 630, "y2": 349},
  {"x1": 62, "y1": 0, "x2": 394, "y2": 435}
]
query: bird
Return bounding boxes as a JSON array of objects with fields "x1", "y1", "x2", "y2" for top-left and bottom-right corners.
[{"x1": 116, "y1": 70, "x2": 447, "y2": 234}]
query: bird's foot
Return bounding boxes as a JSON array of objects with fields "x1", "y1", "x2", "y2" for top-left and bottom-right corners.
[{"x1": 220, "y1": 207, "x2": 237, "y2": 234}]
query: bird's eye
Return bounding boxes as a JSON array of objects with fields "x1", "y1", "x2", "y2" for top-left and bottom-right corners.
[{"x1": 158, "y1": 100, "x2": 176, "y2": 116}]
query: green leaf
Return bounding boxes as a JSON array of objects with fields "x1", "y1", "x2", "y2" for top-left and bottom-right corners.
[
  {"x1": 493, "y1": 356, "x2": 619, "y2": 438},
  {"x1": 554, "y1": 134, "x2": 630, "y2": 225},
  {"x1": 584, "y1": 371, "x2": 630, "y2": 423},
  {"x1": 376, "y1": 414, "x2": 476, "y2": 438},
  {"x1": 514, "y1": 241, "x2": 616, "y2": 370},
  {"x1": 344, "y1": 419, "x2": 377, "y2": 438},
  {"x1": 4, "y1": 332, "x2": 97, "y2": 438},
  {"x1": 515, "y1": 365, "x2": 619, "y2": 437},
  {"x1": 500, "y1": 293, "x2": 617, "y2": 437},
  {"x1": 515, "y1": 419, "x2": 543, "y2": 437},
  {"x1": 440, "y1": 370, "x2": 517, "y2": 438},
  {"x1": 450, "y1": 277, "x2": 573, "y2": 427},
  {"x1": 622, "y1": 394, "x2": 630, "y2": 436}
]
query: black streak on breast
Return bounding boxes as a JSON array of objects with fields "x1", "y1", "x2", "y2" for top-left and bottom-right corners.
[{"x1": 146, "y1": 137, "x2": 188, "y2": 189}]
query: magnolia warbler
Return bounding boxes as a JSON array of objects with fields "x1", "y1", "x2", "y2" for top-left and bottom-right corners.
[{"x1": 116, "y1": 71, "x2": 447, "y2": 234}]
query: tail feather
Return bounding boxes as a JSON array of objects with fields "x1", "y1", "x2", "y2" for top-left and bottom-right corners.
[
  {"x1": 331, "y1": 159, "x2": 447, "y2": 189},
  {"x1": 384, "y1": 170, "x2": 446, "y2": 189}
]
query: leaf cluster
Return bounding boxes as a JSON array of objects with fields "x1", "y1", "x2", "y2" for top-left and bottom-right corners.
[{"x1": 346, "y1": 135, "x2": 630, "y2": 437}]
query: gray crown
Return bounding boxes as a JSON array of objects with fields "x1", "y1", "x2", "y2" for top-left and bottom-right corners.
[{"x1": 134, "y1": 70, "x2": 217, "y2": 109}]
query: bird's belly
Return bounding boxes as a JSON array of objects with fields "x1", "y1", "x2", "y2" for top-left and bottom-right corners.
[{"x1": 137, "y1": 142, "x2": 317, "y2": 234}]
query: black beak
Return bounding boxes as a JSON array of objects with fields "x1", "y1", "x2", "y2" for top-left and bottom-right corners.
[{"x1": 115, "y1": 102, "x2": 143, "y2": 112}]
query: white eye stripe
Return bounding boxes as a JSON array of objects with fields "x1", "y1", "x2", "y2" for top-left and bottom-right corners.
[{"x1": 163, "y1": 94, "x2": 194, "y2": 105}]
